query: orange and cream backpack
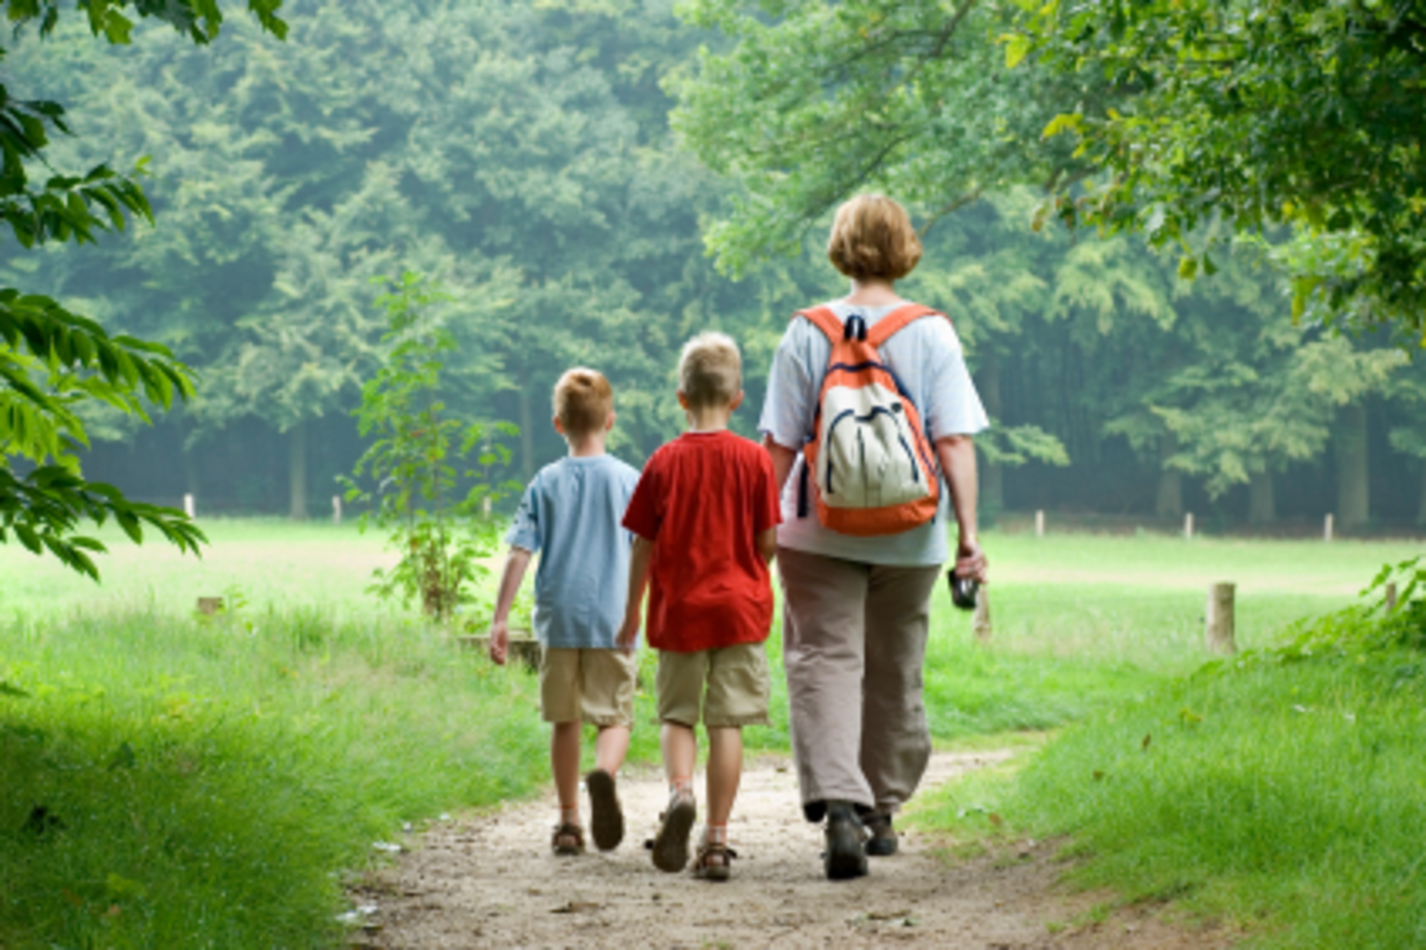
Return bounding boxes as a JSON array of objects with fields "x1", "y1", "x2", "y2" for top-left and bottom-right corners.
[{"x1": 795, "y1": 303, "x2": 942, "y2": 537}]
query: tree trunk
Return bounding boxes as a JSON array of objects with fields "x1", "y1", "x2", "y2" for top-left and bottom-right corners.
[
  {"x1": 1418, "y1": 466, "x2": 1426, "y2": 526},
  {"x1": 289, "y1": 419, "x2": 309, "y2": 520},
  {"x1": 976, "y1": 353, "x2": 1004, "y2": 512},
  {"x1": 1248, "y1": 471, "x2": 1276, "y2": 525},
  {"x1": 518, "y1": 385, "x2": 535, "y2": 479},
  {"x1": 1336, "y1": 403, "x2": 1369, "y2": 529},
  {"x1": 1155, "y1": 435, "x2": 1183, "y2": 518}
]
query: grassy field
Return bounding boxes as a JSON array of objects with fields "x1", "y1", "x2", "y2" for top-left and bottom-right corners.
[
  {"x1": 910, "y1": 562, "x2": 1426, "y2": 948},
  {"x1": 0, "y1": 520, "x2": 1419, "y2": 946}
]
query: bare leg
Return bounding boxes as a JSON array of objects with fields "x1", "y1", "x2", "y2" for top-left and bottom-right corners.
[
  {"x1": 551, "y1": 721, "x2": 582, "y2": 823},
  {"x1": 660, "y1": 721, "x2": 697, "y2": 793},
  {"x1": 593, "y1": 724, "x2": 630, "y2": 776},
  {"x1": 704, "y1": 726, "x2": 743, "y2": 829}
]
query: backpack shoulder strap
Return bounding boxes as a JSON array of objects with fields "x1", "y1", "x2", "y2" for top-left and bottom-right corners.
[
  {"x1": 865, "y1": 303, "x2": 944, "y2": 348},
  {"x1": 794, "y1": 306, "x2": 845, "y2": 342}
]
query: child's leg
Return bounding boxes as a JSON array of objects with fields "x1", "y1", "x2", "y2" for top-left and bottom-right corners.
[
  {"x1": 594, "y1": 723, "x2": 630, "y2": 775},
  {"x1": 704, "y1": 726, "x2": 743, "y2": 843},
  {"x1": 551, "y1": 721, "x2": 582, "y2": 825},
  {"x1": 660, "y1": 720, "x2": 697, "y2": 796}
]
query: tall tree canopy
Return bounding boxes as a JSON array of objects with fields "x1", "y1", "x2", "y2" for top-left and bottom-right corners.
[{"x1": 1019, "y1": 0, "x2": 1426, "y2": 339}]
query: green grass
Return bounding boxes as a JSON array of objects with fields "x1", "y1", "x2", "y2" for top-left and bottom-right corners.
[
  {"x1": 0, "y1": 520, "x2": 1418, "y2": 946},
  {"x1": 0, "y1": 605, "x2": 548, "y2": 947},
  {"x1": 910, "y1": 597, "x2": 1426, "y2": 948}
]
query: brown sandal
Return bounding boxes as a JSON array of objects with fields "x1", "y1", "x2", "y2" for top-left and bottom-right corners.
[
  {"x1": 551, "y1": 822, "x2": 585, "y2": 856},
  {"x1": 691, "y1": 841, "x2": 736, "y2": 881}
]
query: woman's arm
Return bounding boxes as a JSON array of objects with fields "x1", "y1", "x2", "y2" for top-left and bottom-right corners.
[
  {"x1": 936, "y1": 434, "x2": 988, "y2": 583},
  {"x1": 765, "y1": 437, "x2": 797, "y2": 492}
]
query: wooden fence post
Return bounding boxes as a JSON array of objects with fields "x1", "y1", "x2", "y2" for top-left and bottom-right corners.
[
  {"x1": 1035, "y1": 510, "x2": 1045, "y2": 538},
  {"x1": 1324, "y1": 513, "x2": 1334, "y2": 542},
  {"x1": 973, "y1": 587, "x2": 992, "y2": 644},
  {"x1": 1205, "y1": 583, "x2": 1236, "y2": 654},
  {"x1": 183, "y1": 493, "x2": 195, "y2": 519},
  {"x1": 332, "y1": 495, "x2": 342, "y2": 525},
  {"x1": 1184, "y1": 512, "x2": 1194, "y2": 540},
  {"x1": 1385, "y1": 582, "x2": 1398, "y2": 613}
]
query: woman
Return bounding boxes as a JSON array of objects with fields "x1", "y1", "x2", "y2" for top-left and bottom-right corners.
[{"x1": 759, "y1": 194, "x2": 989, "y2": 880}]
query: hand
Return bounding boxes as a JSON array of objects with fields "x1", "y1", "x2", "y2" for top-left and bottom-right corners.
[
  {"x1": 956, "y1": 536, "x2": 988, "y2": 584},
  {"x1": 615, "y1": 615, "x2": 639, "y2": 655},
  {"x1": 488, "y1": 619, "x2": 509, "y2": 666}
]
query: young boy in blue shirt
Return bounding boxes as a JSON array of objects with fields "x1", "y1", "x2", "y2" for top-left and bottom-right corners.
[{"x1": 488, "y1": 368, "x2": 641, "y2": 856}]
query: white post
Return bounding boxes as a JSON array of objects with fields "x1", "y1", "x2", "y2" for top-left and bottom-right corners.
[
  {"x1": 1385, "y1": 582, "x2": 1398, "y2": 613},
  {"x1": 1035, "y1": 509, "x2": 1045, "y2": 538},
  {"x1": 482, "y1": 496, "x2": 492, "y2": 518},
  {"x1": 1324, "y1": 513, "x2": 1334, "y2": 542},
  {"x1": 1205, "y1": 583, "x2": 1237, "y2": 654},
  {"x1": 183, "y1": 493, "x2": 195, "y2": 519},
  {"x1": 1184, "y1": 512, "x2": 1194, "y2": 540},
  {"x1": 332, "y1": 495, "x2": 342, "y2": 525}
]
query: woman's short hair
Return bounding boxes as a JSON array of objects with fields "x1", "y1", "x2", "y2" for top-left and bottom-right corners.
[
  {"x1": 553, "y1": 367, "x2": 614, "y2": 436},
  {"x1": 678, "y1": 332, "x2": 742, "y2": 409},
  {"x1": 826, "y1": 194, "x2": 923, "y2": 282}
]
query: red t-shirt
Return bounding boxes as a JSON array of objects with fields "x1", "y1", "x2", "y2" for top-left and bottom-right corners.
[{"x1": 622, "y1": 430, "x2": 782, "y2": 653}]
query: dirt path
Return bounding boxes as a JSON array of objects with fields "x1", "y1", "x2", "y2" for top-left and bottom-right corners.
[{"x1": 351, "y1": 752, "x2": 1236, "y2": 949}]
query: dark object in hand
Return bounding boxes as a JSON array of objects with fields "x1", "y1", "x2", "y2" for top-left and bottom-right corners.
[{"x1": 948, "y1": 571, "x2": 978, "y2": 611}]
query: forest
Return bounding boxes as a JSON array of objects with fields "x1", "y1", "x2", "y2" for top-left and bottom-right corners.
[{"x1": 3, "y1": 0, "x2": 1425, "y2": 532}]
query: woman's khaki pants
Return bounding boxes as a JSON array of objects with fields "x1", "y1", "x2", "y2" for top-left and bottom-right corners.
[{"x1": 776, "y1": 546, "x2": 941, "y2": 822}]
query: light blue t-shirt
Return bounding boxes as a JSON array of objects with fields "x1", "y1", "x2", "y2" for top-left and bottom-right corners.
[
  {"x1": 758, "y1": 300, "x2": 989, "y2": 566},
  {"x1": 506, "y1": 454, "x2": 641, "y2": 649}
]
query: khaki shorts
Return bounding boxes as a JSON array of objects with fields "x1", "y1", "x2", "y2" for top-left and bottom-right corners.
[
  {"x1": 656, "y1": 642, "x2": 771, "y2": 728},
  {"x1": 540, "y1": 647, "x2": 638, "y2": 727}
]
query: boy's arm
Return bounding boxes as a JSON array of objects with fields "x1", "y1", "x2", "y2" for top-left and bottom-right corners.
[
  {"x1": 488, "y1": 546, "x2": 534, "y2": 665},
  {"x1": 617, "y1": 536, "x2": 654, "y2": 654},
  {"x1": 756, "y1": 527, "x2": 777, "y2": 564}
]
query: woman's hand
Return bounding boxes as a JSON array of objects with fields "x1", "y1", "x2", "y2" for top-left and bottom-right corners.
[{"x1": 956, "y1": 536, "x2": 988, "y2": 584}]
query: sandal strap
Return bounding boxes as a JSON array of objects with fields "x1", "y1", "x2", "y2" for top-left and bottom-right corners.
[
  {"x1": 552, "y1": 822, "x2": 585, "y2": 847},
  {"x1": 696, "y1": 842, "x2": 738, "y2": 865}
]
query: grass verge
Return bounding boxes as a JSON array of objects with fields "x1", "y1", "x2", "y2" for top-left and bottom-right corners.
[
  {"x1": 0, "y1": 605, "x2": 547, "y2": 948},
  {"x1": 910, "y1": 577, "x2": 1426, "y2": 948}
]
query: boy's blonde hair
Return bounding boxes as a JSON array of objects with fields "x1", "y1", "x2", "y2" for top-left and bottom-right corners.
[
  {"x1": 678, "y1": 332, "x2": 742, "y2": 410},
  {"x1": 553, "y1": 367, "x2": 614, "y2": 437},
  {"x1": 827, "y1": 193, "x2": 923, "y2": 282}
]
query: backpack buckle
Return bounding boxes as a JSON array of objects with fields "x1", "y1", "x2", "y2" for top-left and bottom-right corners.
[{"x1": 843, "y1": 315, "x2": 867, "y2": 342}]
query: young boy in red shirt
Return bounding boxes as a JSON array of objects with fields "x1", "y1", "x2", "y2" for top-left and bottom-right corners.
[{"x1": 617, "y1": 331, "x2": 781, "y2": 881}]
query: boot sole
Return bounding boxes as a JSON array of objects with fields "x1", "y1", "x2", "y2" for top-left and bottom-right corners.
[
  {"x1": 585, "y1": 770, "x2": 624, "y2": 852},
  {"x1": 651, "y1": 798, "x2": 696, "y2": 872}
]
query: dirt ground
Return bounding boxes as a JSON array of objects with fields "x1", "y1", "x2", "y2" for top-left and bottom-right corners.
[{"x1": 348, "y1": 752, "x2": 1239, "y2": 949}]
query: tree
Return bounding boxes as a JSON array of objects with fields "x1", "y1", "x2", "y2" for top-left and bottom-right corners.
[
  {"x1": 670, "y1": 0, "x2": 1110, "y2": 274},
  {"x1": 0, "y1": 0, "x2": 286, "y2": 573},
  {"x1": 1019, "y1": 0, "x2": 1426, "y2": 339}
]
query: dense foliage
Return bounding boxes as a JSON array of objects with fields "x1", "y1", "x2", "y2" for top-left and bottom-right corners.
[
  {"x1": 1019, "y1": 0, "x2": 1426, "y2": 339},
  {"x1": 0, "y1": 1, "x2": 291, "y2": 574},
  {"x1": 1, "y1": 0, "x2": 1423, "y2": 530}
]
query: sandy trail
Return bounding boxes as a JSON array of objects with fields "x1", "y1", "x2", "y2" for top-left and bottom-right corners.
[{"x1": 351, "y1": 751, "x2": 1235, "y2": 949}]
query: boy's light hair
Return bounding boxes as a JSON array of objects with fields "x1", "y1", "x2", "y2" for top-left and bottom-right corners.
[
  {"x1": 553, "y1": 367, "x2": 614, "y2": 437},
  {"x1": 827, "y1": 193, "x2": 923, "y2": 282},
  {"x1": 678, "y1": 332, "x2": 742, "y2": 410}
]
